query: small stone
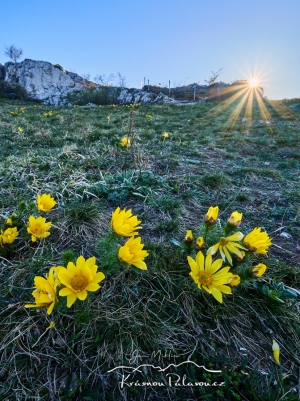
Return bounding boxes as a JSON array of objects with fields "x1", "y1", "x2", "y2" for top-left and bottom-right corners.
[{"x1": 280, "y1": 232, "x2": 292, "y2": 239}]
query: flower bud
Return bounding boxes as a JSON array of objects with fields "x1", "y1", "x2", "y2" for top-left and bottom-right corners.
[
  {"x1": 5, "y1": 218, "x2": 13, "y2": 226},
  {"x1": 195, "y1": 236, "x2": 205, "y2": 250},
  {"x1": 204, "y1": 206, "x2": 219, "y2": 224},
  {"x1": 184, "y1": 230, "x2": 193, "y2": 243},
  {"x1": 227, "y1": 211, "x2": 243, "y2": 227},
  {"x1": 251, "y1": 263, "x2": 267, "y2": 278},
  {"x1": 272, "y1": 340, "x2": 280, "y2": 364},
  {"x1": 228, "y1": 274, "x2": 241, "y2": 287}
]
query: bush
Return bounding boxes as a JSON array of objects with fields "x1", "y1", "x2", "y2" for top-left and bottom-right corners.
[
  {"x1": 67, "y1": 86, "x2": 121, "y2": 105},
  {"x1": 0, "y1": 80, "x2": 35, "y2": 101}
]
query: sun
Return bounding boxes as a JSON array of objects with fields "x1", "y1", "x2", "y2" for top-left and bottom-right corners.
[{"x1": 248, "y1": 78, "x2": 259, "y2": 88}]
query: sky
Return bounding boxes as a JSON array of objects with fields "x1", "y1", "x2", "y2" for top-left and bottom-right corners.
[{"x1": 1, "y1": 0, "x2": 300, "y2": 100}]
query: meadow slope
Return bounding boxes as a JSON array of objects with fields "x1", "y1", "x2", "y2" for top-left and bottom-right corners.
[{"x1": 0, "y1": 98, "x2": 299, "y2": 401}]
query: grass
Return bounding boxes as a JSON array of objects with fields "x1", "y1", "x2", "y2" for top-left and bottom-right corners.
[{"x1": 0, "y1": 98, "x2": 300, "y2": 400}]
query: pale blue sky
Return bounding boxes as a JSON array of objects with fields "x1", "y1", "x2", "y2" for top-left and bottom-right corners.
[{"x1": 1, "y1": 0, "x2": 299, "y2": 99}]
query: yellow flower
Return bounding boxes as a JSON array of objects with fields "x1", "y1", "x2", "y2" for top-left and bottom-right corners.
[
  {"x1": 184, "y1": 230, "x2": 193, "y2": 243},
  {"x1": 37, "y1": 194, "x2": 57, "y2": 212},
  {"x1": 1, "y1": 227, "x2": 19, "y2": 244},
  {"x1": 228, "y1": 274, "x2": 241, "y2": 287},
  {"x1": 187, "y1": 252, "x2": 233, "y2": 303},
  {"x1": 251, "y1": 263, "x2": 267, "y2": 278},
  {"x1": 204, "y1": 206, "x2": 219, "y2": 224},
  {"x1": 145, "y1": 114, "x2": 152, "y2": 119},
  {"x1": 111, "y1": 207, "x2": 142, "y2": 236},
  {"x1": 27, "y1": 216, "x2": 52, "y2": 242},
  {"x1": 272, "y1": 340, "x2": 280, "y2": 364},
  {"x1": 207, "y1": 232, "x2": 247, "y2": 266},
  {"x1": 107, "y1": 115, "x2": 111, "y2": 121},
  {"x1": 5, "y1": 218, "x2": 13, "y2": 226},
  {"x1": 118, "y1": 236, "x2": 149, "y2": 270},
  {"x1": 121, "y1": 136, "x2": 131, "y2": 147},
  {"x1": 18, "y1": 127, "x2": 23, "y2": 133},
  {"x1": 243, "y1": 228, "x2": 272, "y2": 254},
  {"x1": 195, "y1": 236, "x2": 205, "y2": 250},
  {"x1": 20, "y1": 108, "x2": 25, "y2": 113},
  {"x1": 57, "y1": 255, "x2": 105, "y2": 308},
  {"x1": 227, "y1": 211, "x2": 243, "y2": 227},
  {"x1": 162, "y1": 132, "x2": 169, "y2": 138},
  {"x1": 25, "y1": 267, "x2": 60, "y2": 315}
]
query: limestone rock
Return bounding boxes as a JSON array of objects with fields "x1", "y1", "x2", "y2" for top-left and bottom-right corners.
[
  {"x1": 118, "y1": 88, "x2": 171, "y2": 104},
  {"x1": 3, "y1": 59, "x2": 95, "y2": 105}
]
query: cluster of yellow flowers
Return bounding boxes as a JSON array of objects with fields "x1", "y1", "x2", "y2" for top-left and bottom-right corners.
[
  {"x1": 185, "y1": 206, "x2": 272, "y2": 303},
  {"x1": 25, "y1": 256, "x2": 105, "y2": 313},
  {"x1": 0, "y1": 194, "x2": 56, "y2": 250},
  {"x1": 0, "y1": 210, "x2": 19, "y2": 248},
  {"x1": 25, "y1": 207, "x2": 148, "y2": 314},
  {"x1": 9, "y1": 107, "x2": 25, "y2": 116},
  {"x1": 145, "y1": 113, "x2": 152, "y2": 119},
  {"x1": 27, "y1": 194, "x2": 56, "y2": 242},
  {"x1": 43, "y1": 111, "x2": 53, "y2": 117},
  {"x1": 111, "y1": 207, "x2": 149, "y2": 270}
]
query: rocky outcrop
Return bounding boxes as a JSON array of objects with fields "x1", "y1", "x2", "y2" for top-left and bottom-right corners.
[
  {"x1": 2, "y1": 59, "x2": 96, "y2": 105},
  {"x1": 117, "y1": 88, "x2": 173, "y2": 104},
  {"x1": 1, "y1": 59, "x2": 172, "y2": 105}
]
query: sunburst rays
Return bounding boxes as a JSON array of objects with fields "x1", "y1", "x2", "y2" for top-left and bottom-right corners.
[{"x1": 199, "y1": 71, "x2": 298, "y2": 130}]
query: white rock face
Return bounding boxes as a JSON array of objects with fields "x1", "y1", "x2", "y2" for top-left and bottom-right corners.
[
  {"x1": 118, "y1": 88, "x2": 173, "y2": 104},
  {"x1": 3, "y1": 59, "x2": 92, "y2": 105}
]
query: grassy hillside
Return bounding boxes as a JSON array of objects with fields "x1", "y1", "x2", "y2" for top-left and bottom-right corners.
[{"x1": 0, "y1": 97, "x2": 299, "y2": 401}]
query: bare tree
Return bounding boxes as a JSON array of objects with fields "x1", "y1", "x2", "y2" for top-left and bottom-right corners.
[
  {"x1": 4, "y1": 45, "x2": 23, "y2": 63},
  {"x1": 204, "y1": 68, "x2": 224, "y2": 86},
  {"x1": 81, "y1": 73, "x2": 91, "y2": 81},
  {"x1": 94, "y1": 73, "x2": 115, "y2": 87},
  {"x1": 116, "y1": 72, "x2": 127, "y2": 88}
]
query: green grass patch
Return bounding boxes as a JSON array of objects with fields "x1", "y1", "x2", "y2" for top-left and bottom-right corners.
[{"x1": 0, "y1": 98, "x2": 300, "y2": 400}]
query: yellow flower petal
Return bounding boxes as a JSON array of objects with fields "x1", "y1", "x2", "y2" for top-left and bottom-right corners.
[
  {"x1": 77, "y1": 290, "x2": 88, "y2": 300},
  {"x1": 86, "y1": 283, "x2": 100, "y2": 292},
  {"x1": 132, "y1": 260, "x2": 147, "y2": 270},
  {"x1": 196, "y1": 251, "x2": 204, "y2": 271},
  {"x1": 67, "y1": 293, "x2": 77, "y2": 308},
  {"x1": 209, "y1": 287, "x2": 223, "y2": 303},
  {"x1": 59, "y1": 287, "x2": 73, "y2": 296}
]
